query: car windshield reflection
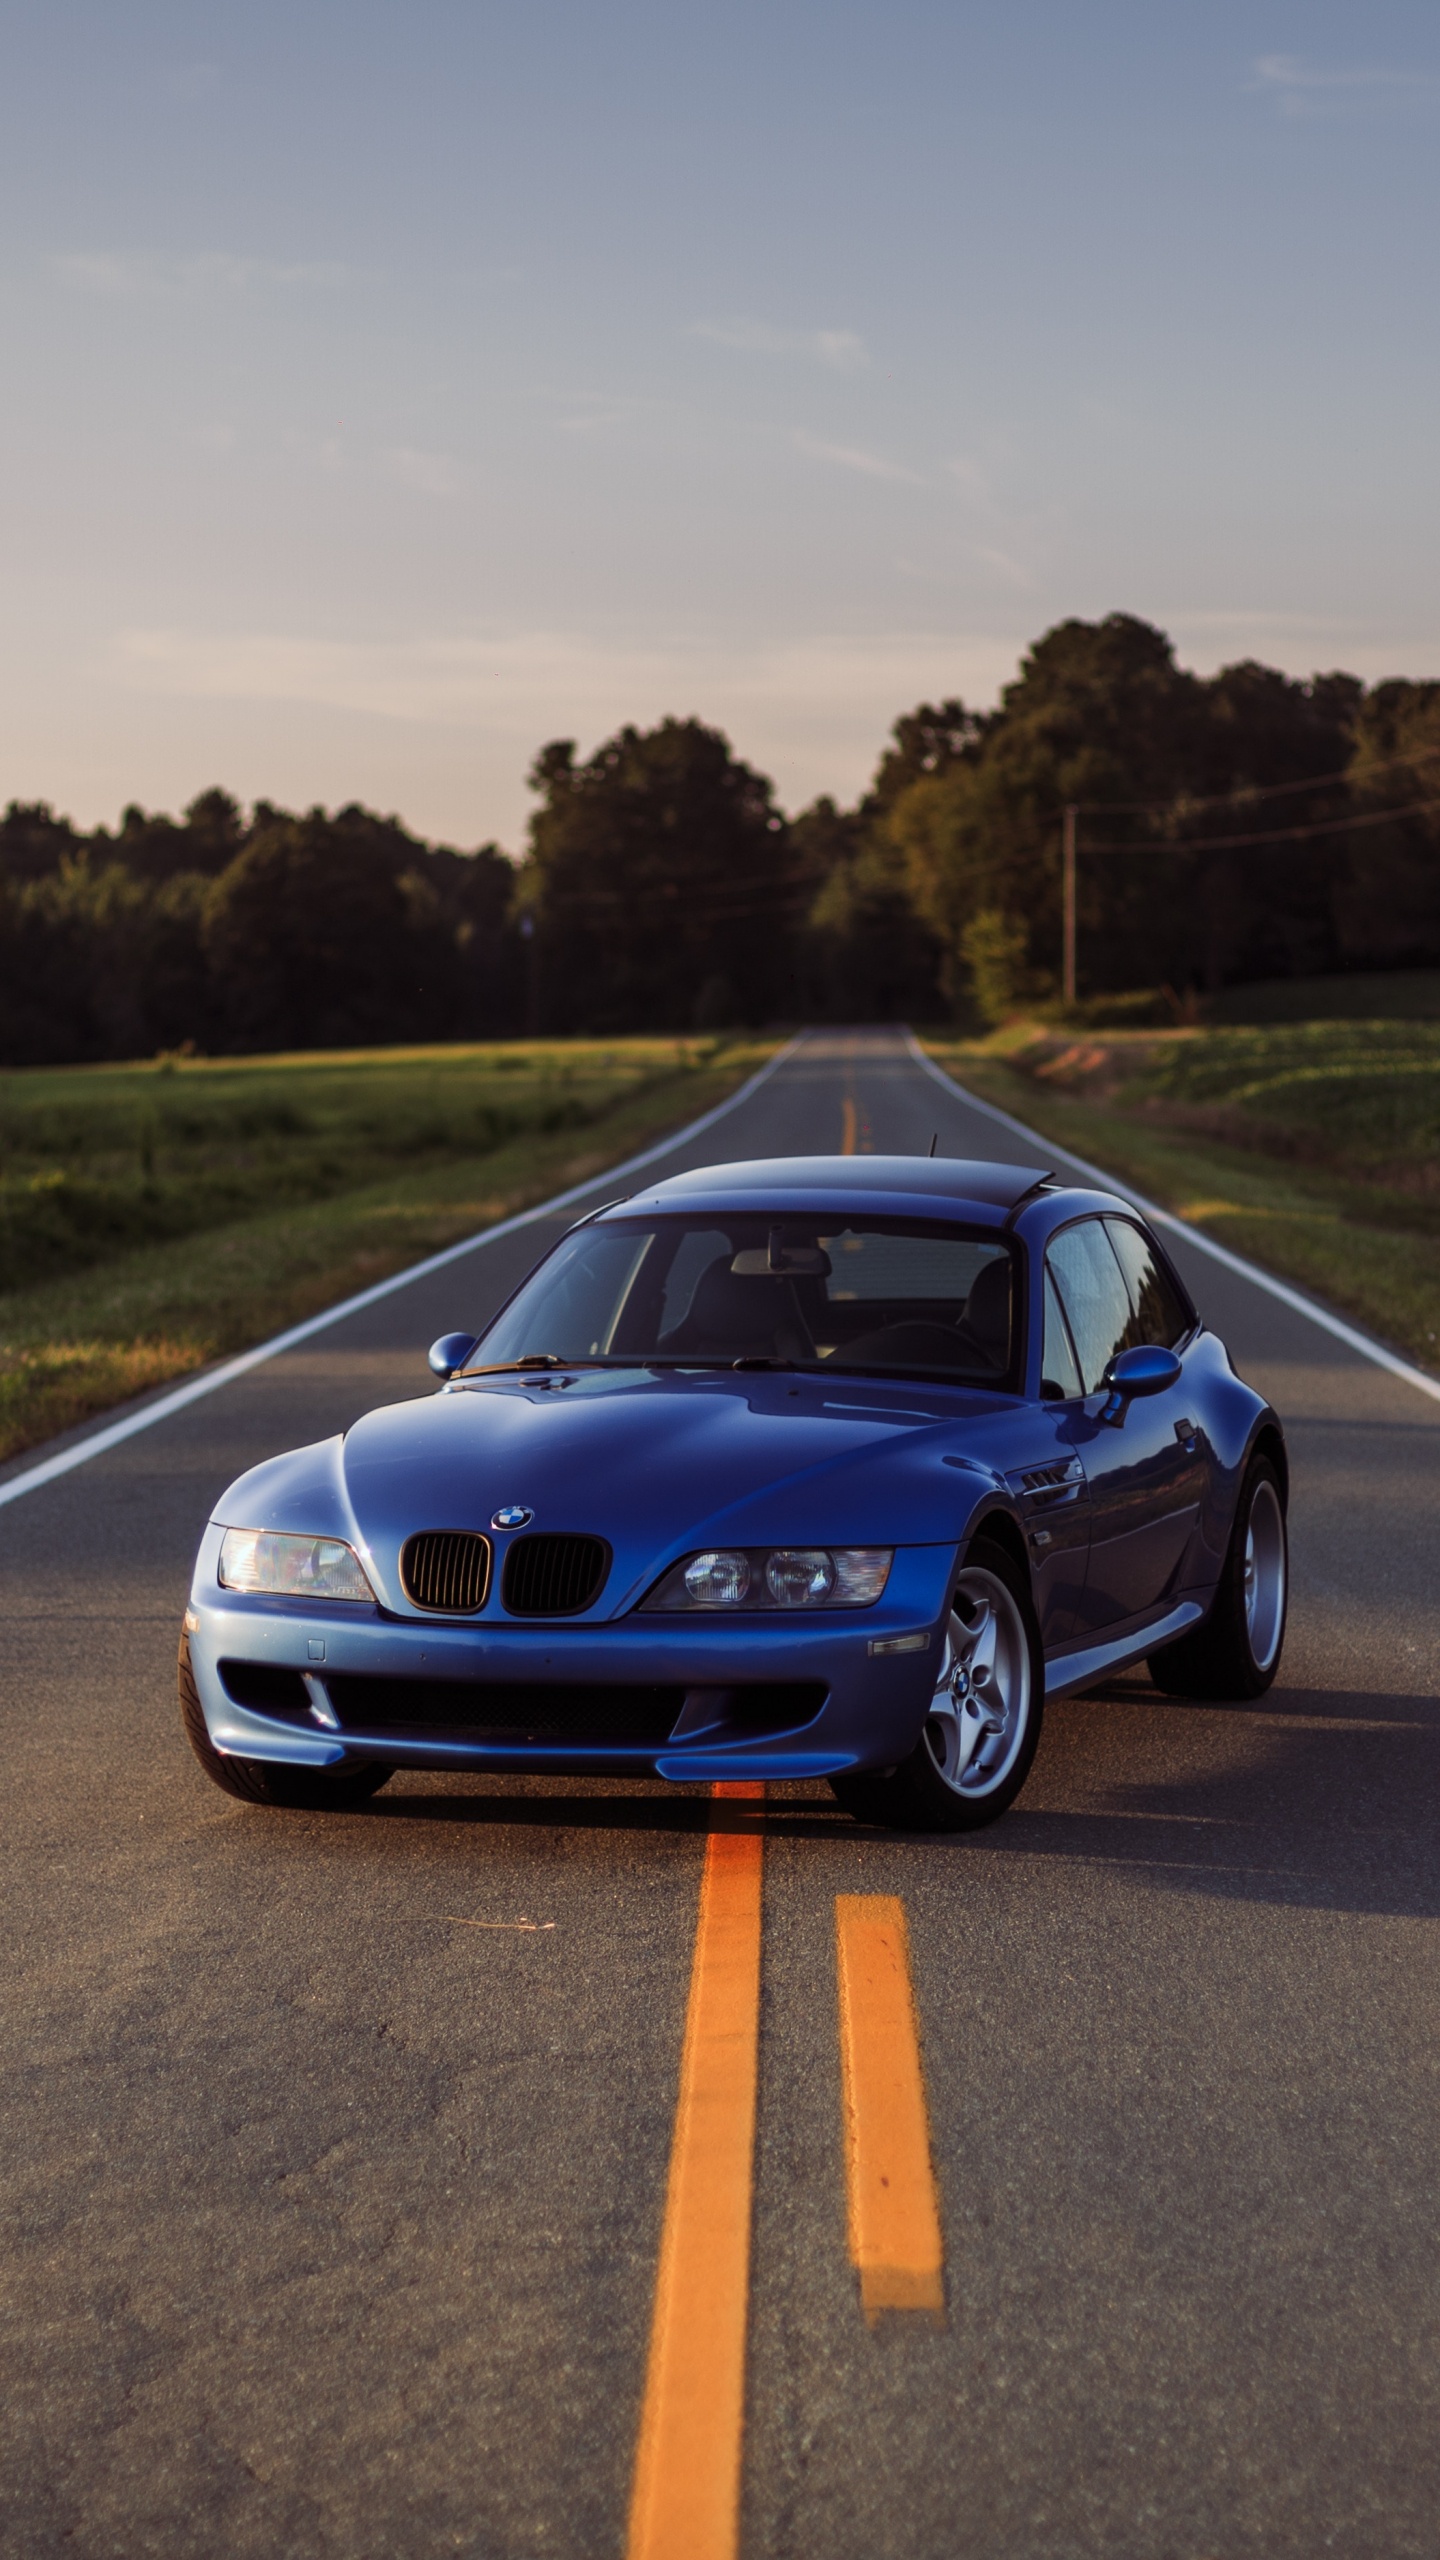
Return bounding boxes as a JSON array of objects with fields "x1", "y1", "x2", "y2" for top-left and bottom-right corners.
[{"x1": 464, "y1": 1215, "x2": 1020, "y2": 1389}]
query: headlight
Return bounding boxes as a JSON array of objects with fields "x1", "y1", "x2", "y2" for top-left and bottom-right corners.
[
  {"x1": 218, "y1": 1528, "x2": 376, "y2": 1604},
  {"x1": 684, "y1": 1550, "x2": 752, "y2": 1605},
  {"x1": 766, "y1": 1548, "x2": 833, "y2": 1605},
  {"x1": 644, "y1": 1546, "x2": 892, "y2": 1611}
]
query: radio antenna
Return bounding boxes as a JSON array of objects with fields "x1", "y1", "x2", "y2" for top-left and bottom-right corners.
[{"x1": 928, "y1": 1132, "x2": 938, "y2": 1156}]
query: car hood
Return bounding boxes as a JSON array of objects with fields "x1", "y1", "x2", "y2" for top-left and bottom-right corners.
[{"x1": 212, "y1": 1366, "x2": 1019, "y2": 1618}]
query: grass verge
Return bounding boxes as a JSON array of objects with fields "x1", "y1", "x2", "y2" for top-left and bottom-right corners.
[
  {"x1": 0, "y1": 1037, "x2": 777, "y2": 1464},
  {"x1": 922, "y1": 1023, "x2": 1440, "y2": 1380}
]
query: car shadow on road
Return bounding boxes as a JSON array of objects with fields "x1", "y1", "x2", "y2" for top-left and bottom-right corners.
[
  {"x1": 362, "y1": 1782, "x2": 860, "y2": 1841},
  {"x1": 978, "y1": 1679, "x2": 1440, "y2": 1918},
  {"x1": 336, "y1": 1680, "x2": 1440, "y2": 1910}
]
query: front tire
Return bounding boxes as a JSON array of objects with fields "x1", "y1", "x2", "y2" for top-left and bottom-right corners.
[
  {"x1": 178, "y1": 1631, "x2": 393, "y2": 1809},
  {"x1": 830, "y1": 1536, "x2": 1044, "y2": 1832},
  {"x1": 1147, "y1": 1454, "x2": 1287, "y2": 1701}
]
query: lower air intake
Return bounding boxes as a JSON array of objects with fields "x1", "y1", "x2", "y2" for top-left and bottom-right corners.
[
  {"x1": 318, "y1": 1676, "x2": 827, "y2": 1748},
  {"x1": 401, "y1": 1530, "x2": 491, "y2": 1613},
  {"x1": 501, "y1": 1532, "x2": 610, "y2": 1616},
  {"x1": 323, "y1": 1676, "x2": 683, "y2": 1745},
  {"x1": 218, "y1": 1660, "x2": 312, "y2": 1717}
]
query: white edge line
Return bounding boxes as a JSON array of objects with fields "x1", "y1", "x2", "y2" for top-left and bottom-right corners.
[
  {"x1": 0, "y1": 1035, "x2": 806, "y2": 1512},
  {"x1": 906, "y1": 1030, "x2": 1440, "y2": 1411}
]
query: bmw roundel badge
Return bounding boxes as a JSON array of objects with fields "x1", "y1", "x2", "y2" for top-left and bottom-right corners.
[{"x1": 492, "y1": 1504, "x2": 534, "y2": 1530}]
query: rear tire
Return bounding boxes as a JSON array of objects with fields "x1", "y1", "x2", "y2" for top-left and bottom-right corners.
[
  {"x1": 178, "y1": 1631, "x2": 393, "y2": 1809},
  {"x1": 1147, "y1": 1455, "x2": 1287, "y2": 1701},
  {"x1": 830, "y1": 1535, "x2": 1043, "y2": 1832}
]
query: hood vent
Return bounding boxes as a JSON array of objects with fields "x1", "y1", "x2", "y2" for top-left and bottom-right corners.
[
  {"x1": 502, "y1": 1532, "x2": 610, "y2": 1617},
  {"x1": 402, "y1": 1530, "x2": 492, "y2": 1613}
]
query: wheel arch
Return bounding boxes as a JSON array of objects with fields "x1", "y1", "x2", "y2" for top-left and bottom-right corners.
[
  {"x1": 1248, "y1": 1419, "x2": 1289, "y2": 1512},
  {"x1": 961, "y1": 1503, "x2": 1029, "y2": 1586}
]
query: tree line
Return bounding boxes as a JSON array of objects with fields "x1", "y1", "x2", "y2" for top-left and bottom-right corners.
[{"x1": 4, "y1": 611, "x2": 1440, "y2": 1062}]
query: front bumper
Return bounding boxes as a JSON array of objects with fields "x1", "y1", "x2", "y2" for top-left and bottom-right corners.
[{"x1": 185, "y1": 1540, "x2": 958, "y2": 1782}]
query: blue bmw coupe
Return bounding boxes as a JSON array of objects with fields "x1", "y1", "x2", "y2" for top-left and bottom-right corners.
[{"x1": 180, "y1": 1154, "x2": 1288, "y2": 1831}]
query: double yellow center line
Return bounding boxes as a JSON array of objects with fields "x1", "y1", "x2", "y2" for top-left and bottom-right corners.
[
  {"x1": 627, "y1": 1796, "x2": 944, "y2": 2560},
  {"x1": 835, "y1": 1894, "x2": 945, "y2": 2321},
  {"x1": 627, "y1": 1785, "x2": 764, "y2": 2560}
]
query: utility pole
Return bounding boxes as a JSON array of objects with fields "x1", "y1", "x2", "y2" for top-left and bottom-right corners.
[
  {"x1": 521, "y1": 911, "x2": 539, "y2": 1037},
  {"x1": 1062, "y1": 804, "x2": 1078, "y2": 1010}
]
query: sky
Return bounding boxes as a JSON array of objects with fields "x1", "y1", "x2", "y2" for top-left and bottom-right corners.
[{"x1": 2, "y1": 0, "x2": 1438, "y2": 851}]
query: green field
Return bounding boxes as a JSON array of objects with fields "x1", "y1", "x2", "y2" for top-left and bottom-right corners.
[
  {"x1": 8, "y1": 1001, "x2": 1437, "y2": 1466},
  {"x1": 925, "y1": 1014, "x2": 1440, "y2": 1374},
  {"x1": 0, "y1": 1038, "x2": 773, "y2": 1463}
]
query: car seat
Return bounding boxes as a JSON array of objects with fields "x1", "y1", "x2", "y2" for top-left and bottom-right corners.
[
  {"x1": 659, "y1": 1257, "x2": 814, "y2": 1361},
  {"x1": 961, "y1": 1256, "x2": 1012, "y2": 1369}
]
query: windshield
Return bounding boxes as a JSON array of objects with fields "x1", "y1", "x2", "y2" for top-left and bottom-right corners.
[{"x1": 469, "y1": 1214, "x2": 1020, "y2": 1387}]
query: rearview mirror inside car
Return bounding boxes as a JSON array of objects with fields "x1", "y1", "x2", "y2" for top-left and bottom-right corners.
[{"x1": 730, "y1": 1239, "x2": 831, "y2": 1277}]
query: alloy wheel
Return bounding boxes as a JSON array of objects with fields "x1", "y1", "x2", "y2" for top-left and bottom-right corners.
[
  {"x1": 1243, "y1": 1477, "x2": 1286, "y2": 1673},
  {"x1": 923, "y1": 1565, "x2": 1032, "y2": 1797}
]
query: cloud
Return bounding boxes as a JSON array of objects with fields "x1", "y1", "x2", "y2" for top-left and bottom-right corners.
[
  {"x1": 692, "y1": 319, "x2": 868, "y2": 371},
  {"x1": 794, "y1": 431, "x2": 920, "y2": 484},
  {"x1": 1250, "y1": 54, "x2": 1436, "y2": 116},
  {"x1": 106, "y1": 622, "x2": 1036, "y2": 841},
  {"x1": 111, "y1": 623, "x2": 1021, "y2": 764},
  {"x1": 1166, "y1": 607, "x2": 1367, "y2": 640},
  {"x1": 942, "y1": 455, "x2": 1038, "y2": 582},
  {"x1": 554, "y1": 398, "x2": 649, "y2": 437},
  {"x1": 896, "y1": 542, "x2": 1035, "y2": 594},
  {"x1": 386, "y1": 447, "x2": 463, "y2": 499},
  {"x1": 974, "y1": 546, "x2": 1034, "y2": 591},
  {"x1": 945, "y1": 453, "x2": 992, "y2": 504},
  {"x1": 52, "y1": 252, "x2": 355, "y2": 299}
]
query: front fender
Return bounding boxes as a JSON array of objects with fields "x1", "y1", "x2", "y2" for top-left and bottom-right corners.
[{"x1": 209, "y1": 1435, "x2": 362, "y2": 1545}]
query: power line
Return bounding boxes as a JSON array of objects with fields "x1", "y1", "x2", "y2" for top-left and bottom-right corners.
[
  {"x1": 1077, "y1": 740, "x2": 1440, "y2": 818},
  {"x1": 1082, "y1": 790, "x2": 1440, "y2": 856},
  {"x1": 1061, "y1": 781, "x2": 1440, "y2": 1006}
]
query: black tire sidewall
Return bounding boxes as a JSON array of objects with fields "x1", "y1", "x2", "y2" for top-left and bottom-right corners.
[
  {"x1": 1148, "y1": 1450, "x2": 1287, "y2": 1701},
  {"x1": 838, "y1": 1533, "x2": 1045, "y2": 1832},
  {"x1": 1227, "y1": 1454, "x2": 1288, "y2": 1693},
  {"x1": 178, "y1": 1630, "x2": 392, "y2": 1808}
]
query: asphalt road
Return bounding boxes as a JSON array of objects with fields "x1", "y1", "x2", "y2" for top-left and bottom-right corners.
[{"x1": 5, "y1": 1028, "x2": 1439, "y2": 2559}]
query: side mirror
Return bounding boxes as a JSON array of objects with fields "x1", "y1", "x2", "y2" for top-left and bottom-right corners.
[
  {"x1": 1099, "y1": 1342, "x2": 1182, "y2": 1420},
  {"x1": 428, "y1": 1331, "x2": 479, "y2": 1382}
]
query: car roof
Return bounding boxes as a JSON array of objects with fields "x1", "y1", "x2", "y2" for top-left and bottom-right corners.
[{"x1": 607, "y1": 1152, "x2": 1057, "y2": 1222}]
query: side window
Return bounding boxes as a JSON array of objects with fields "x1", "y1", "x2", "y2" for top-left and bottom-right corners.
[
  {"x1": 1045, "y1": 1220, "x2": 1133, "y2": 1395},
  {"x1": 1040, "y1": 1269, "x2": 1084, "y2": 1400},
  {"x1": 1103, "y1": 1219, "x2": 1192, "y2": 1351}
]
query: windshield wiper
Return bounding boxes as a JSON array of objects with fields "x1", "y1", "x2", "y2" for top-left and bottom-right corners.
[
  {"x1": 457, "y1": 1352, "x2": 816, "y2": 1379},
  {"x1": 455, "y1": 1354, "x2": 615, "y2": 1378}
]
